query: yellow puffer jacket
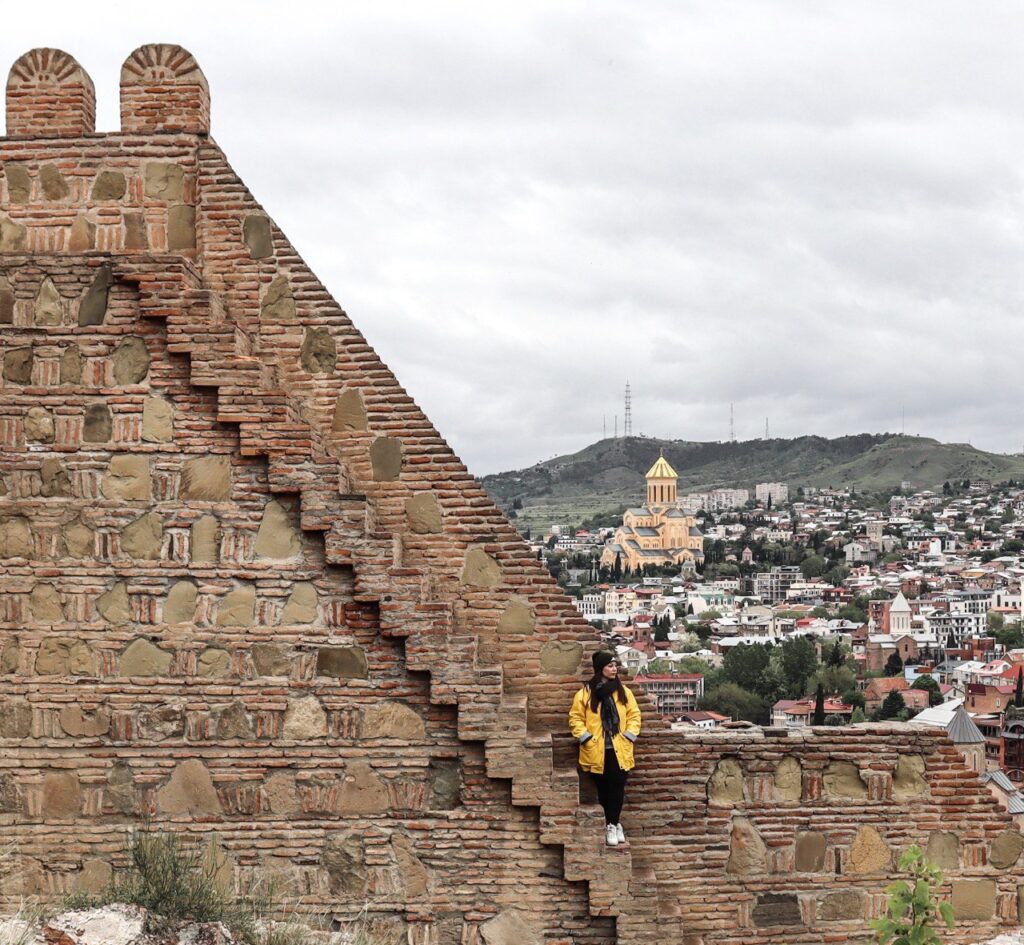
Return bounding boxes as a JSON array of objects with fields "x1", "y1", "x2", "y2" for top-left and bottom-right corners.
[{"x1": 568, "y1": 684, "x2": 642, "y2": 774}]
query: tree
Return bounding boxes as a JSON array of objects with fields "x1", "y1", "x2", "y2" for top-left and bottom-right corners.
[
  {"x1": 837, "y1": 602, "x2": 867, "y2": 624},
  {"x1": 800, "y1": 554, "x2": 827, "y2": 578},
  {"x1": 721, "y1": 643, "x2": 771, "y2": 694},
  {"x1": 989, "y1": 612, "x2": 1006, "y2": 633},
  {"x1": 1016, "y1": 667, "x2": 1024, "y2": 709},
  {"x1": 879, "y1": 690, "x2": 907, "y2": 720},
  {"x1": 700, "y1": 682, "x2": 767, "y2": 724},
  {"x1": 780, "y1": 637, "x2": 819, "y2": 698},
  {"x1": 812, "y1": 683, "x2": 825, "y2": 725},
  {"x1": 912, "y1": 675, "x2": 943, "y2": 707},
  {"x1": 612, "y1": 552, "x2": 622, "y2": 582},
  {"x1": 851, "y1": 706, "x2": 865, "y2": 723},
  {"x1": 884, "y1": 651, "x2": 904, "y2": 677},
  {"x1": 827, "y1": 640, "x2": 845, "y2": 668}
]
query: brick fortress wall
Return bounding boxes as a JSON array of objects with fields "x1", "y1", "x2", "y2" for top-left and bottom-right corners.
[{"x1": 1, "y1": 44, "x2": 1023, "y2": 945}]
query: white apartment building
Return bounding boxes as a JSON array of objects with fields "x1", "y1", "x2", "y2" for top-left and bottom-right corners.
[
  {"x1": 603, "y1": 588, "x2": 638, "y2": 617},
  {"x1": 755, "y1": 482, "x2": 789, "y2": 505},
  {"x1": 574, "y1": 594, "x2": 603, "y2": 617}
]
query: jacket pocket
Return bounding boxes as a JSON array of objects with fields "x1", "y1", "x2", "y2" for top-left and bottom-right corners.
[
  {"x1": 614, "y1": 734, "x2": 634, "y2": 771},
  {"x1": 579, "y1": 735, "x2": 602, "y2": 770}
]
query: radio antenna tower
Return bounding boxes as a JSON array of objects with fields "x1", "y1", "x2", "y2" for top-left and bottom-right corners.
[
  {"x1": 765, "y1": 416, "x2": 769, "y2": 439},
  {"x1": 603, "y1": 415, "x2": 606, "y2": 440},
  {"x1": 624, "y1": 381, "x2": 632, "y2": 438},
  {"x1": 729, "y1": 403, "x2": 736, "y2": 443}
]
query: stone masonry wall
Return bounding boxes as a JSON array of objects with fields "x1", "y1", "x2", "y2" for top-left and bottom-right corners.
[{"x1": 2, "y1": 44, "x2": 1024, "y2": 945}]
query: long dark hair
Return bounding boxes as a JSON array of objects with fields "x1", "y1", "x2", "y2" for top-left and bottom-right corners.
[{"x1": 588, "y1": 671, "x2": 627, "y2": 711}]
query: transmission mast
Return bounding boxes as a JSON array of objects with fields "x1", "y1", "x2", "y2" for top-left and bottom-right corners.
[
  {"x1": 765, "y1": 416, "x2": 769, "y2": 439},
  {"x1": 624, "y1": 381, "x2": 632, "y2": 438},
  {"x1": 729, "y1": 403, "x2": 736, "y2": 443}
]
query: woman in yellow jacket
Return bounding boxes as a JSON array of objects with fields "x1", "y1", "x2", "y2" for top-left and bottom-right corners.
[{"x1": 568, "y1": 650, "x2": 641, "y2": 846}]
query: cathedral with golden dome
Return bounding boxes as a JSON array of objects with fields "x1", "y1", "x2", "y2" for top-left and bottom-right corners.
[{"x1": 600, "y1": 453, "x2": 705, "y2": 572}]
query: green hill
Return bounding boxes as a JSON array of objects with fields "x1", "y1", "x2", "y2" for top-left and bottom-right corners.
[{"x1": 481, "y1": 434, "x2": 1024, "y2": 532}]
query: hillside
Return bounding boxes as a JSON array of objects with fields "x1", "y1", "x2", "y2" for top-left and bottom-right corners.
[{"x1": 481, "y1": 434, "x2": 1024, "y2": 531}]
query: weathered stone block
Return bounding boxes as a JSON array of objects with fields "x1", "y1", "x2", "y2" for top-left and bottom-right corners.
[
  {"x1": 848, "y1": 826, "x2": 891, "y2": 874},
  {"x1": 36, "y1": 639, "x2": 95, "y2": 676},
  {"x1": 708, "y1": 757, "x2": 745, "y2": 804},
  {"x1": 120, "y1": 512, "x2": 164, "y2": 559},
  {"x1": 141, "y1": 395, "x2": 173, "y2": 442},
  {"x1": 3, "y1": 347, "x2": 32, "y2": 383},
  {"x1": 321, "y1": 832, "x2": 367, "y2": 897},
  {"x1": 0, "y1": 281, "x2": 13, "y2": 324},
  {"x1": 752, "y1": 894, "x2": 803, "y2": 928},
  {"x1": 496, "y1": 598, "x2": 535, "y2": 636},
  {"x1": 157, "y1": 759, "x2": 221, "y2": 816},
  {"x1": 0, "y1": 216, "x2": 26, "y2": 251},
  {"x1": 102, "y1": 455, "x2": 152, "y2": 500},
  {"x1": 60, "y1": 346, "x2": 83, "y2": 384},
  {"x1": 317, "y1": 646, "x2": 368, "y2": 678},
  {"x1": 216, "y1": 701, "x2": 253, "y2": 740},
  {"x1": 25, "y1": 406, "x2": 54, "y2": 443},
  {"x1": 191, "y1": 514, "x2": 220, "y2": 561},
  {"x1": 41, "y1": 772, "x2": 80, "y2": 818},
  {"x1": 144, "y1": 163, "x2": 184, "y2": 200},
  {"x1": 892, "y1": 754, "x2": 928, "y2": 799},
  {"x1": 75, "y1": 859, "x2": 113, "y2": 894},
  {"x1": 4, "y1": 164, "x2": 31, "y2": 202},
  {"x1": 0, "y1": 700, "x2": 31, "y2": 737},
  {"x1": 461, "y1": 547, "x2": 501, "y2": 587},
  {"x1": 480, "y1": 910, "x2": 542, "y2": 945},
  {"x1": 91, "y1": 171, "x2": 126, "y2": 201},
  {"x1": 823, "y1": 760, "x2": 867, "y2": 799},
  {"x1": 300, "y1": 326, "x2": 336, "y2": 374},
  {"x1": 198, "y1": 648, "x2": 230, "y2": 678},
  {"x1": 429, "y1": 759, "x2": 461, "y2": 810},
  {"x1": 991, "y1": 828, "x2": 1024, "y2": 869},
  {"x1": 795, "y1": 830, "x2": 826, "y2": 872},
  {"x1": 0, "y1": 638, "x2": 19, "y2": 674},
  {"x1": 774, "y1": 755, "x2": 802, "y2": 802},
  {"x1": 283, "y1": 695, "x2": 327, "y2": 739},
  {"x1": 59, "y1": 706, "x2": 110, "y2": 738},
  {"x1": 370, "y1": 436, "x2": 402, "y2": 481},
  {"x1": 112, "y1": 336, "x2": 150, "y2": 385},
  {"x1": 260, "y1": 275, "x2": 295, "y2": 322},
  {"x1": 120, "y1": 638, "x2": 172, "y2": 677},
  {"x1": 251, "y1": 643, "x2": 292, "y2": 677},
  {"x1": 78, "y1": 266, "x2": 113, "y2": 326},
  {"x1": 280, "y1": 582, "x2": 317, "y2": 624},
  {"x1": 361, "y1": 701, "x2": 426, "y2": 740},
  {"x1": 181, "y1": 455, "x2": 231, "y2": 500},
  {"x1": 726, "y1": 817, "x2": 768, "y2": 875},
  {"x1": 0, "y1": 516, "x2": 33, "y2": 558},
  {"x1": 28, "y1": 583, "x2": 63, "y2": 623},
  {"x1": 96, "y1": 581, "x2": 130, "y2": 624},
  {"x1": 338, "y1": 761, "x2": 388, "y2": 814},
  {"x1": 40, "y1": 457, "x2": 70, "y2": 497},
  {"x1": 82, "y1": 404, "x2": 112, "y2": 442},
  {"x1": 39, "y1": 164, "x2": 69, "y2": 200},
  {"x1": 168, "y1": 204, "x2": 196, "y2": 250},
  {"x1": 34, "y1": 278, "x2": 63, "y2": 325},
  {"x1": 405, "y1": 492, "x2": 443, "y2": 534},
  {"x1": 164, "y1": 581, "x2": 198, "y2": 624},
  {"x1": 927, "y1": 830, "x2": 960, "y2": 871},
  {"x1": 216, "y1": 585, "x2": 255, "y2": 626},
  {"x1": 818, "y1": 889, "x2": 865, "y2": 921},
  {"x1": 254, "y1": 499, "x2": 300, "y2": 558},
  {"x1": 538, "y1": 640, "x2": 583, "y2": 676},
  {"x1": 332, "y1": 388, "x2": 367, "y2": 432},
  {"x1": 264, "y1": 772, "x2": 301, "y2": 815},
  {"x1": 951, "y1": 879, "x2": 996, "y2": 920},
  {"x1": 69, "y1": 215, "x2": 96, "y2": 252},
  {"x1": 243, "y1": 214, "x2": 273, "y2": 258}
]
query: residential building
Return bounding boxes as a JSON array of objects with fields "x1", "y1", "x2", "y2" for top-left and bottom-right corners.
[
  {"x1": 755, "y1": 482, "x2": 789, "y2": 505},
  {"x1": 753, "y1": 566, "x2": 801, "y2": 604},
  {"x1": 633, "y1": 673, "x2": 704, "y2": 715}
]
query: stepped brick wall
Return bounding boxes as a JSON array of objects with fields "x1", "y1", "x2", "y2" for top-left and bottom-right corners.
[{"x1": 2, "y1": 44, "x2": 1024, "y2": 945}]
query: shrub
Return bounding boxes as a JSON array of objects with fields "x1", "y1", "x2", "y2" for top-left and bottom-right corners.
[{"x1": 871, "y1": 845, "x2": 953, "y2": 945}]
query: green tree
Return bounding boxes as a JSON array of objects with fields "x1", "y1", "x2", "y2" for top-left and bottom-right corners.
[
  {"x1": 851, "y1": 706, "x2": 865, "y2": 723},
  {"x1": 800, "y1": 554, "x2": 827, "y2": 578},
  {"x1": 996, "y1": 623, "x2": 1024, "y2": 649},
  {"x1": 912, "y1": 675, "x2": 943, "y2": 707},
  {"x1": 827, "y1": 639, "x2": 845, "y2": 667},
  {"x1": 721, "y1": 643, "x2": 771, "y2": 694},
  {"x1": 780, "y1": 636, "x2": 819, "y2": 698},
  {"x1": 1016, "y1": 667, "x2": 1024, "y2": 709},
  {"x1": 812, "y1": 683, "x2": 825, "y2": 725},
  {"x1": 837, "y1": 602, "x2": 867, "y2": 624},
  {"x1": 612, "y1": 552, "x2": 622, "y2": 582},
  {"x1": 989, "y1": 611, "x2": 1006, "y2": 633},
  {"x1": 884, "y1": 651, "x2": 904, "y2": 677},
  {"x1": 700, "y1": 682, "x2": 767, "y2": 724},
  {"x1": 879, "y1": 690, "x2": 907, "y2": 720}
]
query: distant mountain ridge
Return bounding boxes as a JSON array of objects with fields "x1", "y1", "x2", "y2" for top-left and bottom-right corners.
[{"x1": 481, "y1": 434, "x2": 1024, "y2": 530}]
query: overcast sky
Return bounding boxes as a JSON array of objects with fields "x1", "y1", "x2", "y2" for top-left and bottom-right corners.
[{"x1": 5, "y1": 1, "x2": 1024, "y2": 474}]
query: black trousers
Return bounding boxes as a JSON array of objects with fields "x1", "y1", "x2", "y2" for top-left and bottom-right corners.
[{"x1": 590, "y1": 741, "x2": 629, "y2": 825}]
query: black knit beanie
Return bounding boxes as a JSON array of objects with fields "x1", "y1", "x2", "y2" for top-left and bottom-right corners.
[{"x1": 592, "y1": 650, "x2": 615, "y2": 673}]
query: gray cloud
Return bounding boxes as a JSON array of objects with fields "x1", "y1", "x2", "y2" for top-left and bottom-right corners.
[{"x1": 5, "y1": 0, "x2": 1024, "y2": 472}]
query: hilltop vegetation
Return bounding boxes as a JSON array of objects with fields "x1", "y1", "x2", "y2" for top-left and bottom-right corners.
[{"x1": 482, "y1": 434, "x2": 1024, "y2": 531}]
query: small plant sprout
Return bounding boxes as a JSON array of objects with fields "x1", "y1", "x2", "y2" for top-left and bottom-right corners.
[{"x1": 871, "y1": 845, "x2": 954, "y2": 945}]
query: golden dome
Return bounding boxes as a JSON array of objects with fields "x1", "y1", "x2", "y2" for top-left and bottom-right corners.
[{"x1": 645, "y1": 454, "x2": 678, "y2": 480}]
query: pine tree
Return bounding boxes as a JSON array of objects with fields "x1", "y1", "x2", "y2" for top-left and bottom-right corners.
[
  {"x1": 827, "y1": 640, "x2": 844, "y2": 667},
  {"x1": 885, "y1": 651, "x2": 904, "y2": 677},
  {"x1": 812, "y1": 684, "x2": 825, "y2": 726},
  {"x1": 880, "y1": 690, "x2": 907, "y2": 720},
  {"x1": 612, "y1": 552, "x2": 622, "y2": 582},
  {"x1": 1015, "y1": 667, "x2": 1023, "y2": 709}
]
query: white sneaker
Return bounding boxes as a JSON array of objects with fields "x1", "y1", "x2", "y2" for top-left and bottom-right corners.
[
  {"x1": 615, "y1": 824, "x2": 625, "y2": 844},
  {"x1": 605, "y1": 824, "x2": 619, "y2": 846}
]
